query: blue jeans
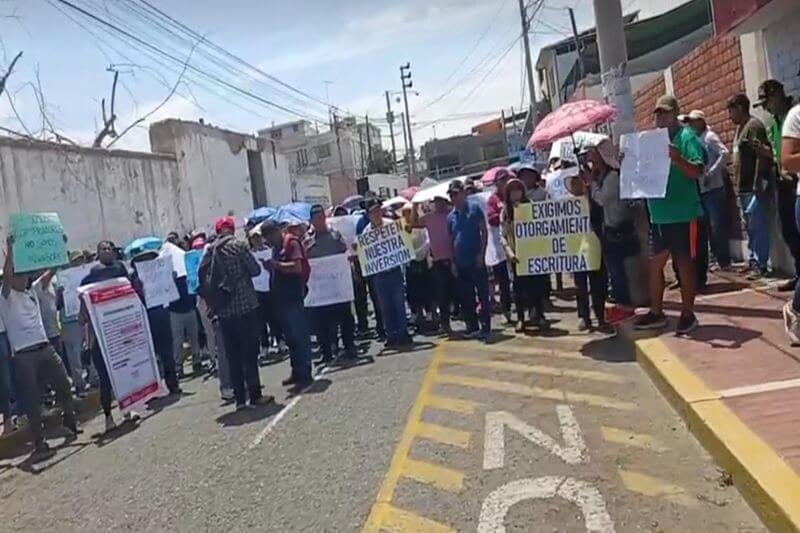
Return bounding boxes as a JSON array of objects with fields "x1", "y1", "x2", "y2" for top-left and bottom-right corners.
[
  {"x1": 280, "y1": 300, "x2": 313, "y2": 381},
  {"x1": 457, "y1": 264, "x2": 491, "y2": 332},
  {"x1": 740, "y1": 192, "x2": 770, "y2": 270},
  {"x1": 373, "y1": 268, "x2": 409, "y2": 342},
  {"x1": 0, "y1": 333, "x2": 11, "y2": 418},
  {"x1": 702, "y1": 187, "x2": 731, "y2": 267},
  {"x1": 604, "y1": 251, "x2": 631, "y2": 307}
]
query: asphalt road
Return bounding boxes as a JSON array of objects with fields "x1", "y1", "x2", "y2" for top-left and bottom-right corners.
[{"x1": 0, "y1": 302, "x2": 765, "y2": 532}]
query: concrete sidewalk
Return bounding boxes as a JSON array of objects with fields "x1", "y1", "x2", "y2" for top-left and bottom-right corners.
[{"x1": 620, "y1": 271, "x2": 800, "y2": 532}]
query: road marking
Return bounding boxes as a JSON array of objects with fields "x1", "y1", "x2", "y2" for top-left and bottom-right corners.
[
  {"x1": 484, "y1": 407, "x2": 586, "y2": 469},
  {"x1": 478, "y1": 477, "x2": 616, "y2": 533},
  {"x1": 618, "y1": 469, "x2": 696, "y2": 507},
  {"x1": 416, "y1": 421, "x2": 471, "y2": 448},
  {"x1": 401, "y1": 457, "x2": 465, "y2": 493},
  {"x1": 425, "y1": 394, "x2": 480, "y2": 415},
  {"x1": 479, "y1": 343, "x2": 585, "y2": 360},
  {"x1": 600, "y1": 426, "x2": 668, "y2": 453},
  {"x1": 372, "y1": 503, "x2": 455, "y2": 533},
  {"x1": 442, "y1": 356, "x2": 625, "y2": 383},
  {"x1": 363, "y1": 345, "x2": 448, "y2": 532},
  {"x1": 436, "y1": 373, "x2": 636, "y2": 411},
  {"x1": 718, "y1": 377, "x2": 800, "y2": 398}
]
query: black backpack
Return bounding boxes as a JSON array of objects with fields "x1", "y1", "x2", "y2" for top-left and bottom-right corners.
[{"x1": 198, "y1": 237, "x2": 233, "y2": 314}]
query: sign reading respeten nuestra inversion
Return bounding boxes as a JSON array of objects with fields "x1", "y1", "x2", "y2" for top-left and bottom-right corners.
[
  {"x1": 357, "y1": 219, "x2": 414, "y2": 277},
  {"x1": 513, "y1": 197, "x2": 601, "y2": 275}
]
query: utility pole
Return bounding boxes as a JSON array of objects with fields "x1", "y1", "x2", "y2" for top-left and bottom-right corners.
[
  {"x1": 400, "y1": 63, "x2": 418, "y2": 185},
  {"x1": 332, "y1": 112, "x2": 346, "y2": 179},
  {"x1": 568, "y1": 8, "x2": 584, "y2": 83},
  {"x1": 384, "y1": 91, "x2": 398, "y2": 173},
  {"x1": 400, "y1": 111, "x2": 410, "y2": 177},
  {"x1": 517, "y1": 0, "x2": 536, "y2": 110},
  {"x1": 365, "y1": 114, "x2": 373, "y2": 166},
  {"x1": 593, "y1": 0, "x2": 635, "y2": 140},
  {"x1": 358, "y1": 126, "x2": 366, "y2": 177}
]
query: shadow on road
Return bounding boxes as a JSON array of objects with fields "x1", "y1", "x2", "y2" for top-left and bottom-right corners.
[
  {"x1": 580, "y1": 335, "x2": 636, "y2": 363},
  {"x1": 215, "y1": 402, "x2": 285, "y2": 428},
  {"x1": 323, "y1": 356, "x2": 375, "y2": 375},
  {"x1": 379, "y1": 341, "x2": 435, "y2": 357}
]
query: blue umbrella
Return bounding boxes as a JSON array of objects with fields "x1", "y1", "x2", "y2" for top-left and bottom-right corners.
[
  {"x1": 124, "y1": 236, "x2": 163, "y2": 258},
  {"x1": 275, "y1": 202, "x2": 312, "y2": 224},
  {"x1": 248, "y1": 206, "x2": 277, "y2": 225}
]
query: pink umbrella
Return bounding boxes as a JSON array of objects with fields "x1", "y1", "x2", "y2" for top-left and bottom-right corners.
[
  {"x1": 399, "y1": 186, "x2": 419, "y2": 201},
  {"x1": 527, "y1": 100, "x2": 617, "y2": 149},
  {"x1": 480, "y1": 166, "x2": 515, "y2": 186}
]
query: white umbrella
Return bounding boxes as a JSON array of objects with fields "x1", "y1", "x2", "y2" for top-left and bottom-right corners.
[{"x1": 411, "y1": 176, "x2": 468, "y2": 204}]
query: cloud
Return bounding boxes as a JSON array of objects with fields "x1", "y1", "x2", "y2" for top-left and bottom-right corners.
[{"x1": 107, "y1": 95, "x2": 203, "y2": 152}]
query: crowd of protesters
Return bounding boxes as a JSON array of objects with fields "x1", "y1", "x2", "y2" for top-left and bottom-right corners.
[{"x1": 3, "y1": 78, "x2": 800, "y2": 457}]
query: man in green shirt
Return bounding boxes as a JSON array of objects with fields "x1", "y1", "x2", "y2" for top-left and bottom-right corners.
[
  {"x1": 635, "y1": 95, "x2": 706, "y2": 334},
  {"x1": 756, "y1": 79, "x2": 800, "y2": 291}
]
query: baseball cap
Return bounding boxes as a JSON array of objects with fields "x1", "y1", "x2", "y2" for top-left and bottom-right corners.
[
  {"x1": 654, "y1": 94, "x2": 680, "y2": 114},
  {"x1": 687, "y1": 110, "x2": 706, "y2": 121},
  {"x1": 215, "y1": 216, "x2": 236, "y2": 234},
  {"x1": 755, "y1": 79, "x2": 786, "y2": 107},
  {"x1": 364, "y1": 196, "x2": 382, "y2": 211},
  {"x1": 260, "y1": 220, "x2": 279, "y2": 235},
  {"x1": 447, "y1": 179, "x2": 465, "y2": 194}
]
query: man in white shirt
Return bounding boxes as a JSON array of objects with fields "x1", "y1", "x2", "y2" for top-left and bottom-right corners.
[
  {"x1": 780, "y1": 103, "x2": 800, "y2": 344},
  {"x1": 0, "y1": 235, "x2": 79, "y2": 454}
]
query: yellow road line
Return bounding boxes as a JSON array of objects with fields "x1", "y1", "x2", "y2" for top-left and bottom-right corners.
[
  {"x1": 436, "y1": 373, "x2": 636, "y2": 411},
  {"x1": 363, "y1": 345, "x2": 448, "y2": 532},
  {"x1": 400, "y1": 458, "x2": 465, "y2": 493},
  {"x1": 618, "y1": 469, "x2": 696, "y2": 507},
  {"x1": 442, "y1": 356, "x2": 624, "y2": 383},
  {"x1": 416, "y1": 422, "x2": 471, "y2": 448},
  {"x1": 372, "y1": 503, "x2": 455, "y2": 533},
  {"x1": 600, "y1": 426, "x2": 668, "y2": 453},
  {"x1": 425, "y1": 394, "x2": 480, "y2": 415},
  {"x1": 478, "y1": 343, "x2": 585, "y2": 360}
]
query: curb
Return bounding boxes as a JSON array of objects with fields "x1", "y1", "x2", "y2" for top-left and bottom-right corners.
[
  {"x1": 629, "y1": 335, "x2": 800, "y2": 532},
  {"x1": 0, "y1": 390, "x2": 101, "y2": 455}
]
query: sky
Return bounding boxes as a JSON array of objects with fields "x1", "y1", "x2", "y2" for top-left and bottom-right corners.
[{"x1": 0, "y1": 0, "x2": 680, "y2": 155}]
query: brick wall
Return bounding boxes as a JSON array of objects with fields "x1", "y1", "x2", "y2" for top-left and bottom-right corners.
[
  {"x1": 671, "y1": 36, "x2": 744, "y2": 148},
  {"x1": 634, "y1": 76, "x2": 666, "y2": 131}
]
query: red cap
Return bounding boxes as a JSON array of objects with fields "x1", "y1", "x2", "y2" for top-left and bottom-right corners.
[{"x1": 215, "y1": 216, "x2": 236, "y2": 234}]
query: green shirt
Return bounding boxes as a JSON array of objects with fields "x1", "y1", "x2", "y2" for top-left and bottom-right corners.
[
  {"x1": 769, "y1": 111, "x2": 786, "y2": 166},
  {"x1": 648, "y1": 126, "x2": 705, "y2": 224}
]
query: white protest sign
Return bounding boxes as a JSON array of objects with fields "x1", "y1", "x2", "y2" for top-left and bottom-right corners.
[
  {"x1": 251, "y1": 249, "x2": 272, "y2": 292},
  {"x1": 470, "y1": 191, "x2": 506, "y2": 267},
  {"x1": 160, "y1": 241, "x2": 187, "y2": 277},
  {"x1": 620, "y1": 128, "x2": 671, "y2": 199},
  {"x1": 135, "y1": 255, "x2": 179, "y2": 309},
  {"x1": 79, "y1": 278, "x2": 162, "y2": 412},
  {"x1": 357, "y1": 220, "x2": 414, "y2": 277},
  {"x1": 304, "y1": 253, "x2": 354, "y2": 307},
  {"x1": 57, "y1": 262, "x2": 96, "y2": 318},
  {"x1": 328, "y1": 215, "x2": 360, "y2": 256},
  {"x1": 544, "y1": 167, "x2": 579, "y2": 200}
]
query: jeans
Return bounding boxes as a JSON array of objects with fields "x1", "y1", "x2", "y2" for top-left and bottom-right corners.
[
  {"x1": 778, "y1": 180, "x2": 800, "y2": 276},
  {"x1": 313, "y1": 302, "x2": 355, "y2": 358},
  {"x1": 148, "y1": 307, "x2": 179, "y2": 393},
  {"x1": 431, "y1": 260, "x2": 456, "y2": 328},
  {"x1": 61, "y1": 321, "x2": 88, "y2": 391},
  {"x1": 0, "y1": 333, "x2": 11, "y2": 419},
  {"x1": 740, "y1": 192, "x2": 770, "y2": 270},
  {"x1": 604, "y1": 251, "x2": 632, "y2": 307},
  {"x1": 90, "y1": 343, "x2": 114, "y2": 416},
  {"x1": 280, "y1": 299, "x2": 313, "y2": 381},
  {"x1": 170, "y1": 310, "x2": 201, "y2": 373},
  {"x1": 512, "y1": 273, "x2": 547, "y2": 322},
  {"x1": 373, "y1": 268, "x2": 409, "y2": 342},
  {"x1": 492, "y1": 262, "x2": 512, "y2": 315},
  {"x1": 457, "y1": 264, "x2": 491, "y2": 332},
  {"x1": 405, "y1": 260, "x2": 434, "y2": 316},
  {"x1": 219, "y1": 311, "x2": 263, "y2": 406},
  {"x1": 574, "y1": 265, "x2": 608, "y2": 322},
  {"x1": 701, "y1": 186, "x2": 731, "y2": 267}
]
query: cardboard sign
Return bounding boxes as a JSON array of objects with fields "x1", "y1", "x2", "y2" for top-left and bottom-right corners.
[
  {"x1": 160, "y1": 241, "x2": 187, "y2": 277},
  {"x1": 251, "y1": 249, "x2": 272, "y2": 292},
  {"x1": 57, "y1": 262, "x2": 96, "y2": 318},
  {"x1": 620, "y1": 128, "x2": 671, "y2": 199},
  {"x1": 10, "y1": 212, "x2": 69, "y2": 273},
  {"x1": 135, "y1": 255, "x2": 179, "y2": 309},
  {"x1": 304, "y1": 253, "x2": 354, "y2": 307},
  {"x1": 357, "y1": 220, "x2": 414, "y2": 277},
  {"x1": 79, "y1": 278, "x2": 162, "y2": 412},
  {"x1": 184, "y1": 250, "x2": 202, "y2": 295},
  {"x1": 513, "y1": 197, "x2": 601, "y2": 275}
]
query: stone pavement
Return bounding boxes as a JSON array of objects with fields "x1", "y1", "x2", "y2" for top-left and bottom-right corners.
[{"x1": 621, "y1": 271, "x2": 800, "y2": 531}]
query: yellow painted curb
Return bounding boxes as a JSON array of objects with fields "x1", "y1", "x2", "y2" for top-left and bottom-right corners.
[{"x1": 633, "y1": 337, "x2": 800, "y2": 532}]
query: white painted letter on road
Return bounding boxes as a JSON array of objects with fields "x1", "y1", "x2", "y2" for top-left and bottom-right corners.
[
  {"x1": 478, "y1": 477, "x2": 616, "y2": 533},
  {"x1": 483, "y1": 406, "x2": 586, "y2": 469}
]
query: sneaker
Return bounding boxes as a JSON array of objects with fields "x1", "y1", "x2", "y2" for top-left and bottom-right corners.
[
  {"x1": 63, "y1": 415, "x2": 82, "y2": 436},
  {"x1": 104, "y1": 415, "x2": 117, "y2": 433},
  {"x1": 634, "y1": 311, "x2": 668, "y2": 330},
  {"x1": 535, "y1": 316, "x2": 550, "y2": 331},
  {"x1": 596, "y1": 321, "x2": 616, "y2": 335},
  {"x1": 250, "y1": 395, "x2": 275, "y2": 407},
  {"x1": 122, "y1": 411, "x2": 141, "y2": 423},
  {"x1": 478, "y1": 330, "x2": 491, "y2": 343},
  {"x1": 220, "y1": 388, "x2": 235, "y2": 401},
  {"x1": 606, "y1": 305, "x2": 635, "y2": 325},
  {"x1": 778, "y1": 278, "x2": 798, "y2": 292},
  {"x1": 676, "y1": 313, "x2": 699, "y2": 334},
  {"x1": 782, "y1": 303, "x2": 800, "y2": 346},
  {"x1": 235, "y1": 403, "x2": 248, "y2": 412},
  {"x1": 281, "y1": 375, "x2": 298, "y2": 387},
  {"x1": 577, "y1": 318, "x2": 591, "y2": 331},
  {"x1": 463, "y1": 328, "x2": 481, "y2": 339},
  {"x1": 514, "y1": 321, "x2": 526, "y2": 333}
]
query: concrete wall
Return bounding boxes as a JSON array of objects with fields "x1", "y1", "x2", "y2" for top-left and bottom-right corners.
[
  {"x1": 0, "y1": 137, "x2": 184, "y2": 250},
  {"x1": 762, "y1": 10, "x2": 800, "y2": 96}
]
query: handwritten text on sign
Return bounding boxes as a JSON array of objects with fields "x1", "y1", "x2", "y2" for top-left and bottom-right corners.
[
  {"x1": 513, "y1": 197, "x2": 601, "y2": 275},
  {"x1": 10, "y1": 212, "x2": 69, "y2": 273},
  {"x1": 620, "y1": 128, "x2": 670, "y2": 199},
  {"x1": 135, "y1": 255, "x2": 179, "y2": 309},
  {"x1": 305, "y1": 254, "x2": 354, "y2": 307},
  {"x1": 357, "y1": 220, "x2": 414, "y2": 277}
]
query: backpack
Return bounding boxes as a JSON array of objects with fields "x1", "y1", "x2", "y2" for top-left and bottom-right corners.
[
  {"x1": 199, "y1": 236, "x2": 234, "y2": 314},
  {"x1": 284, "y1": 234, "x2": 310, "y2": 285}
]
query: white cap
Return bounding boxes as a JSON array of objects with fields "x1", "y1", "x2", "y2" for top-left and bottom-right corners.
[{"x1": 687, "y1": 109, "x2": 706, "y2": 121}]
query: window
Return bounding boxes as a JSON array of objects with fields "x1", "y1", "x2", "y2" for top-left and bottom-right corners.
[
  {"x1": 271, "y1": 129, "x2": 282, "y2": 140},
  {"x1": 378, "y1": 186, "x2": 390, "y2": 198},
  {"x1": 295, "y1": 148, "x2": 309, "y2": 169},
  {"x1": 292, "y1": 123, "x2": 300, "y2": 132},
  {"x1": 315, "y1": 143, "x2": 331, "y2": 159}
]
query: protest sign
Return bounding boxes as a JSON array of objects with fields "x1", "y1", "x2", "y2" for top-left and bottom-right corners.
[
  {"x1": 57, "y1": 262, "x2": 96, "y2": 318},
  {"x1": 328, "y1": 215, "x2": 359, "y2": 255},
  {"x1": 544, "y1": 166, "x2": 579, "y2": 200},
  {"x1": 160, "y1": 241, "x2": 187, "y2": 277},
  {"x1": 251, "y1": 249, "x2": 272, "y2": 292},
  {"x1": 357, "y1": 220, "x2": 414, "y2": 277},
  {"x1": 135, "y1": 255, "x2": 179, "y2": 309},
  {"x1": 620, "y1": 128, "x2": 670, "y2": 199},
  {"x1": 10, "y1": 212, "x2": 69, "y2": 273},
  {"x1": 513, "y1": 197, "x2": 601, "y2": 275},
  {"x1": 184, "y1": 250, "x2": 202, "y2": 295},
  {"x1": 304, "y1": 253, "x2": 354, "y2": 307},
  {"x1": 79, "y1": 278, "x2": 162, "y2": 411}
]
